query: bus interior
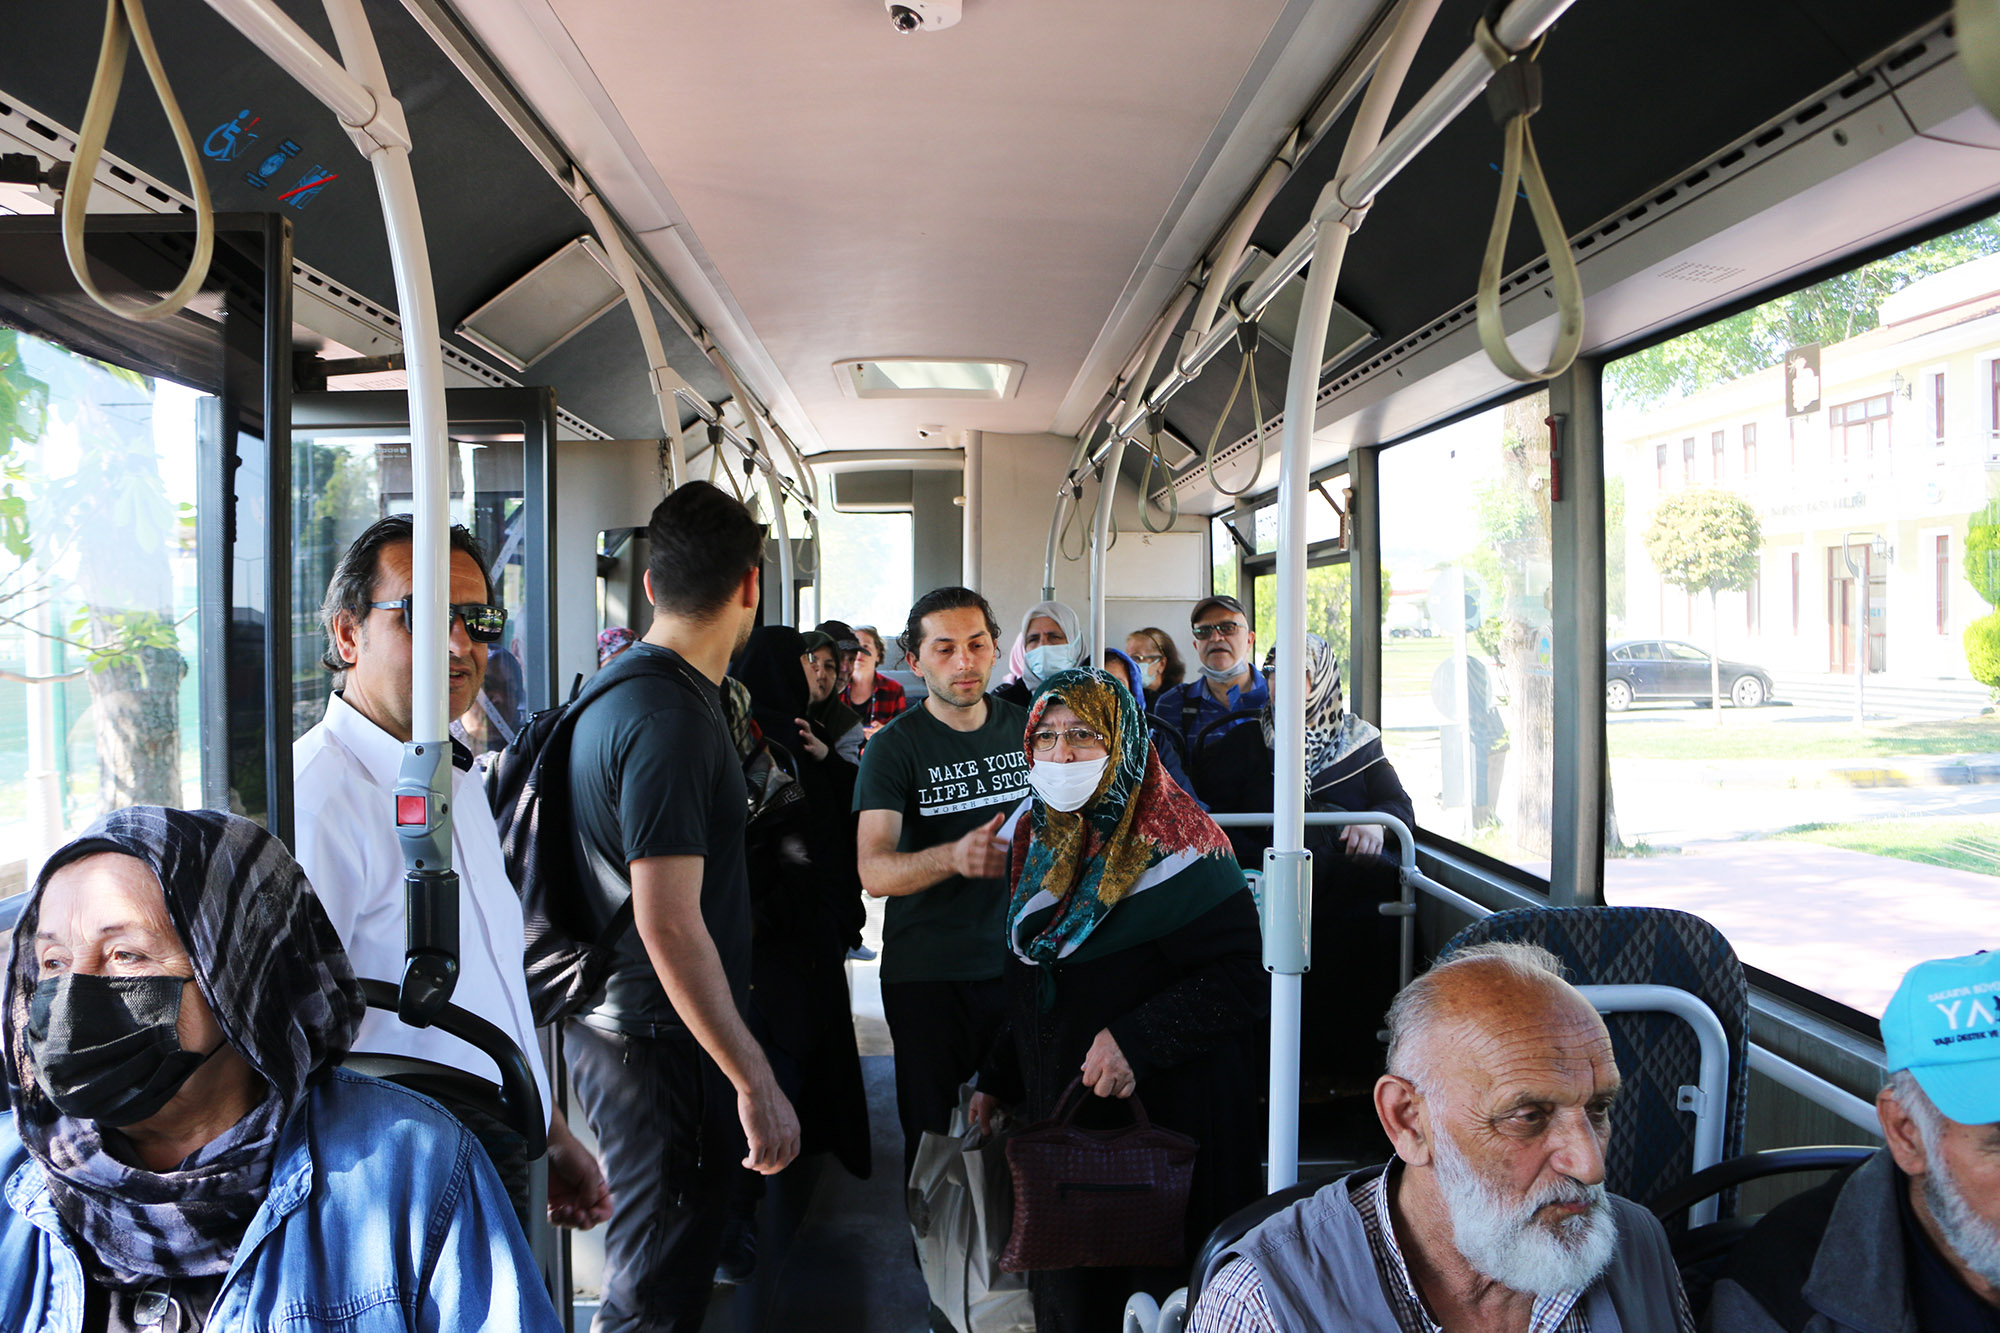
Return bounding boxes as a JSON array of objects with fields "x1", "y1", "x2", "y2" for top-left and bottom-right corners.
[{"x1": 0, "y1": 0, "x2": 1996, "y2": 1329}]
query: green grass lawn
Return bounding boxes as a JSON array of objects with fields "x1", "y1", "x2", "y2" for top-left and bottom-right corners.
[
  {"x1": 1381, "y1": 638, "x2": 1456, "y2": 699},
  {"x1": 1773, "y1": 816, "x2": 2000, "y2": 877},
  {"x1": 1607, "y1": 716, "x2": 2000, "y2": 762}
]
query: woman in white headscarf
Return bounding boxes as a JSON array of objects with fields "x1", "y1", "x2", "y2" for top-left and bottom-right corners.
[{"x1": 991, "y1": 599, "x2": 1091, "y2": 706}]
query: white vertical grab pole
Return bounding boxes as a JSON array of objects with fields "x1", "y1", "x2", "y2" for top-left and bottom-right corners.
[
  {"x1": 1267, "y1": 218, "x2": 1351, "y2": 1191},
  {"x1": 765, "y1": 466, "x2": 795, "y2": 626},
  {"x1": 961, "y1": 429, "x2": 984, "y2": 589},
  {"x1": 1091, "y1": 286, "x2": 1195, "y2": 657},
  {"x1": 1265, "y1": 0, "x2": 1442, "y2": 1192},
  {"x1": 319, "y1": 0, "x2": 460, "y2": 1020}
]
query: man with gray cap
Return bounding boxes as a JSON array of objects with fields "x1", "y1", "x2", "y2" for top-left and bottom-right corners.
[
  {"x1": 1151, "y1": 594, "x2": 1267, "y2": 796},
  {"x1": 1707, "y1": 950, "x2": 2000, "y2": 1331}
]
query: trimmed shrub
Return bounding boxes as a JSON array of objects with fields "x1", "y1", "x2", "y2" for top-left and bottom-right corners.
[{"x1": 1967, "y1": 610, "x2": 2000, "y2": 694}]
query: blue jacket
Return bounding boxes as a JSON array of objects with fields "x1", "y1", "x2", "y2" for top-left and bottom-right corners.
[
  {"x1": 0, "y1": 1069, "x2": 562, "y2": 1333},
  {"x1": 1152, "y1": 668, "x2": 1269, "y2": 805}
]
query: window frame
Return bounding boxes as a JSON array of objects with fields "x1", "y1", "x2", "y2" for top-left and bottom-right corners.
[{"x1": 0, "y1": 212, "x2": 295, "y2": 838}]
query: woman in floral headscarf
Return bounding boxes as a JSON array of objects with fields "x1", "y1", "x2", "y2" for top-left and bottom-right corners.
[{"x1": 972, "y1": 667, "x2": 1266, "y2": 1333}]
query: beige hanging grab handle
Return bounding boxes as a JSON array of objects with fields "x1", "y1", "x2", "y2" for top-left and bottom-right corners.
[
  {"x1": 1472, "y1": 19, "x2": 1583, "y2": 382},
  {"x1": 63, "y1": 0, "x2": 215, "y2": 322}
]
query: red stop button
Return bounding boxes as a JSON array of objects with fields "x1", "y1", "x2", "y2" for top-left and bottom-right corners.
[{"x1": 396, "y1": 795, "x2": 428, "y2": 826}]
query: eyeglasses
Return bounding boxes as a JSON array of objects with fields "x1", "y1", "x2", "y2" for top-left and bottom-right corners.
[
  {"x1": 1129, "y1": 652, "x2": 1164, "y2": 665},
  {"x1": 370, "y1": 598, "x2": 508, "y2": 644},
  {"x1": 1191, "y1": 620, "x2": 1245, "y2": 641},
  {"x1": 1029, "y1": 727, "x2": 1108, "y2": 753}
]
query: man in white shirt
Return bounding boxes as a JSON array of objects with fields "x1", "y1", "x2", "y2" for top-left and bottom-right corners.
[{"x1": 293, "y1": 515, "x2": 610, "y2": 1229}]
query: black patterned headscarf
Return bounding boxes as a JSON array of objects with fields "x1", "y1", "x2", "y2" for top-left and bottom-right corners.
[{"x1": 4, "y1": 807, "x2": 365, "y2": 1286}]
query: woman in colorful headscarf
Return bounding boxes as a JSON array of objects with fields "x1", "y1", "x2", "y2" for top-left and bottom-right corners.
[
  {"x1": 971, "y1": 667, "x2": 1266, "y2": 1333},
  {"x1": 1191, "y1": 632, "x2": 1414, "y2": 1093},
  {"x1": 991, "y1": 599, "x2": 1090, "y2": 706},
  {"x1": 0, "y1": 806, "x2": 559, "y2": 1332}
]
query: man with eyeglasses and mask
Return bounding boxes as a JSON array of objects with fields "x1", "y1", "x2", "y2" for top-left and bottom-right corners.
[
  {"x1": 293, "y1": 515, "x2": 611, "y2": 1234},
  {"x1": 1150, "y1": 595, "x2": 1268, "y2": 798}
]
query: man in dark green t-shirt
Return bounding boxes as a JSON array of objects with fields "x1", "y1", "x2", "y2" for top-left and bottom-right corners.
[{"x1": 855, "y1": 586, "x2": 1029, "y2": 1185}]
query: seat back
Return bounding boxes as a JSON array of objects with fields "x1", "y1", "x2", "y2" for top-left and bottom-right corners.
[
  {"x1": 1437, "y1": 907, "x2": 1748, "y2": 1224},
  {"x1": 1185, "y1": 1178, "x2": 1322, "y2": 1311}
]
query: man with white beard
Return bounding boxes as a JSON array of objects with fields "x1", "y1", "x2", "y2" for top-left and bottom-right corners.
[
  {"x1": 1708, "y1": 951, "x2": 2000, "y2": 1332},
  {"x1": 1188, "y1": 941, "x2": 1693, "y2": 1332}
]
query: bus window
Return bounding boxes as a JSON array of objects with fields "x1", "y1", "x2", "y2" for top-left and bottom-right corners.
[
  {"x1": 0, "y1": 332, "x2": 206, "y2": 891},
  {"x1": 815, "y1": 506, "x2": 914, "y2": 643},
  {"x1": 1601, "y1": 210, "x2": 2000, "y2": 1015},
  {"x1": 1210, "y1": 514, "x2": 1238, "y2": 601},
  {"x1": 1376, "y1": 392, "x2": 1556, "y2": 876}
]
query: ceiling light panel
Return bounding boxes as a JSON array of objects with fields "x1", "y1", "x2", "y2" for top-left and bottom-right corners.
[{"x1": 835, "y1": 357, "x2": 1025, "y2": 400}]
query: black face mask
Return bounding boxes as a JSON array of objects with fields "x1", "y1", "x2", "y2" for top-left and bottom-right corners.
[{"x1": 26, "y1": 974, "x2": 221, "y2": 1126}]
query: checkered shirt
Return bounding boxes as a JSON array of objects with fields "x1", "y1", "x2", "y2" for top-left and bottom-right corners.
[{"x1": 1189, "y1": 1163, "x2": 1693, "y2": 1333}]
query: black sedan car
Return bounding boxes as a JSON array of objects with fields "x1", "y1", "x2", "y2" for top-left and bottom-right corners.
[{"x1": 1605, "y1": 639, "x2": 1777, "y2": 711}]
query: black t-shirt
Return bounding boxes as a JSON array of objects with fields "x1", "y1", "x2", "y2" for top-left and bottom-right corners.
[
  {"x1": 567, "y1": 643, "x2": 750, "y2": 1036},
  {"x1": 852, "y1": 696, "x2": 1030, "y2": 984}
]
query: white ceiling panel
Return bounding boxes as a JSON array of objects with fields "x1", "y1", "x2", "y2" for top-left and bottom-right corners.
[{"x1": 513, "y1": 0, "x2": 1314, "y2": 451}]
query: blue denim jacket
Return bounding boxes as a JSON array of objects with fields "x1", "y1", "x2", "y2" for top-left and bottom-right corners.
[{"x1": 0, "y1": 1069, "x2": 562, "y2": 1333}]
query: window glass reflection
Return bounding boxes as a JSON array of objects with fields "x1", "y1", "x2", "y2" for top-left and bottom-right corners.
[
  {"x1": 1376, "y1": 393, "x2": 1556, "y2": 873},
  {"x1": 0, "y1": 331, "x2": 204, "y2": 891}
]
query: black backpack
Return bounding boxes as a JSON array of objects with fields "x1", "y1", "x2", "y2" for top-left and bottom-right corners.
[{"x1": 487, "y1": 648, "x2": 711, "y2": 1025}]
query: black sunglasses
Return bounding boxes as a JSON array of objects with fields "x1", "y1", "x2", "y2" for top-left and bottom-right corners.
[{"x1": 369, "y1": 597, "x2": 508, "y2": 644}]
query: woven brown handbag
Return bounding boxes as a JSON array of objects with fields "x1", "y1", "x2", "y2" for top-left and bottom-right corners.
[{"x1": 998, "y1": 1076, "x2": 1199, "y2": 1272}]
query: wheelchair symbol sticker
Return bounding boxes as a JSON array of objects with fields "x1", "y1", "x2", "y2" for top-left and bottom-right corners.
[
  {"x1": 203, "y1": 110, "x2": 262, "y2": 163},
  {"x1": 242, "y1": 140, "x2": 301, "y2": 190},
  {"x1": 278, "y1": 166, "x2": 339, "y2": 210}
]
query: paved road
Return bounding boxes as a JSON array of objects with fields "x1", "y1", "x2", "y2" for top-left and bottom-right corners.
[
  {"x1": 1613, "y1": 773, "x2": 2000, "y2": 847},
  {"x1": 1604, "y1": 840, "x2": 2000, "y2": 1016}
]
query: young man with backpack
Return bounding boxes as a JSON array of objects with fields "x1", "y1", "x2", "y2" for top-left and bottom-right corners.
[{"x1": 561, "y1": 481, "x2": 800, "y2": 1333}]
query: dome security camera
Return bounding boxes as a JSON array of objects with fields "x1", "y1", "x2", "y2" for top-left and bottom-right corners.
[{"x1": 885, "y1": 0, "x2": 961, "y2": 33}]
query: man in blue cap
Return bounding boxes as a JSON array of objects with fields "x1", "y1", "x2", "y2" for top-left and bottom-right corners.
[{"x1": 1708, "y1": 951, "x2": 2000, "y2": 1331}]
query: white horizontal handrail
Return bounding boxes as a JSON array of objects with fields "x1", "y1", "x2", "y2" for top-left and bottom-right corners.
[
  {"x1": 1584, "y1": 984, "x2": 1730, "y2": 1226},
  {"x1": 1747, "y1": 1044, "x2": 1883, "y2": 1138}
]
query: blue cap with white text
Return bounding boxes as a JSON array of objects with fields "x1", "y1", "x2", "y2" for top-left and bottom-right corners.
[{"x1": 1880, "y1": 951, "x2": 2000, "y2": 1126}]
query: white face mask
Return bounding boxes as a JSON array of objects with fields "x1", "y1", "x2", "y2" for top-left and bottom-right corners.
[
  {"x1": 1199, "y1": 652, "x2": 1245, "y2": 683},
  {"x1": 1025, "y1": 642, "x2": 1079, "y2": 682},
  {"x1": 1028, "y1": 754, "x2": 1109, "y2": 812}
]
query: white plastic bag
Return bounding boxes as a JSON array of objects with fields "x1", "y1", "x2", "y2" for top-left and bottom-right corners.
[{"x1": 908, "y1": 1085, "x2": 1034, "y2": 1333}]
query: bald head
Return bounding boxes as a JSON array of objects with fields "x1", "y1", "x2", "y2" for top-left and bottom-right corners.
[{"x1": 1385, "y1": 942, "x2": 1611, "y2": 1100}]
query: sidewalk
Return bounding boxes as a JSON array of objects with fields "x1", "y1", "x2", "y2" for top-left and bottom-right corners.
[
  {"x1": 1604, "y1": 840, "x2": 2000, "y2": 1016},
  {"x1": 1614, "y1": 752, "x2": 2000, "y2": 791}
]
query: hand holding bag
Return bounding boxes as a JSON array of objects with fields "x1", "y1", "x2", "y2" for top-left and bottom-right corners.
[
  {"x1": 999, "y1": 1075, "x2": 1198, "y2": 1272},
  {"x1": 910, "y1": 1085, "x2": 1034, "y2": 1333}
]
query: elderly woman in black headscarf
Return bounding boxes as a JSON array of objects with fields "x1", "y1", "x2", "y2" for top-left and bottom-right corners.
[
  {"x1": 971, "y1": 667, "x2": 1267, "y2": 1333},
  {"x1": 1186, "y1": 632, "x2": 1415, "y2": 1093},
  {"x1": 0, "y1": 806, "x2": 560, "y2": 1332}
]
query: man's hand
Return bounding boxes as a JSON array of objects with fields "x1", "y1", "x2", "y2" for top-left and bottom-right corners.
[
  {"x1": 1080, "y1": 1028, "x2": 1135, "y2": 1099},
  {"x1": 951, "y1": 812, "x2": 1009, "y2": 879},
  {"x1": 740, "y1": 1081, "x2": 801, "y2": 1175},
  {"x1": 969, "y1": 1090, "x2": 1001, "y2": 1138},
  {"x1": 545, "y1": 1109, "x2": 614, "y2": 1229},
  {"x1": 795, "y1": 720, "x2": 828, "y2": 762},
  {"x1": 1341, "y1": 822, "x2": 1385, "y2": 859}
]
